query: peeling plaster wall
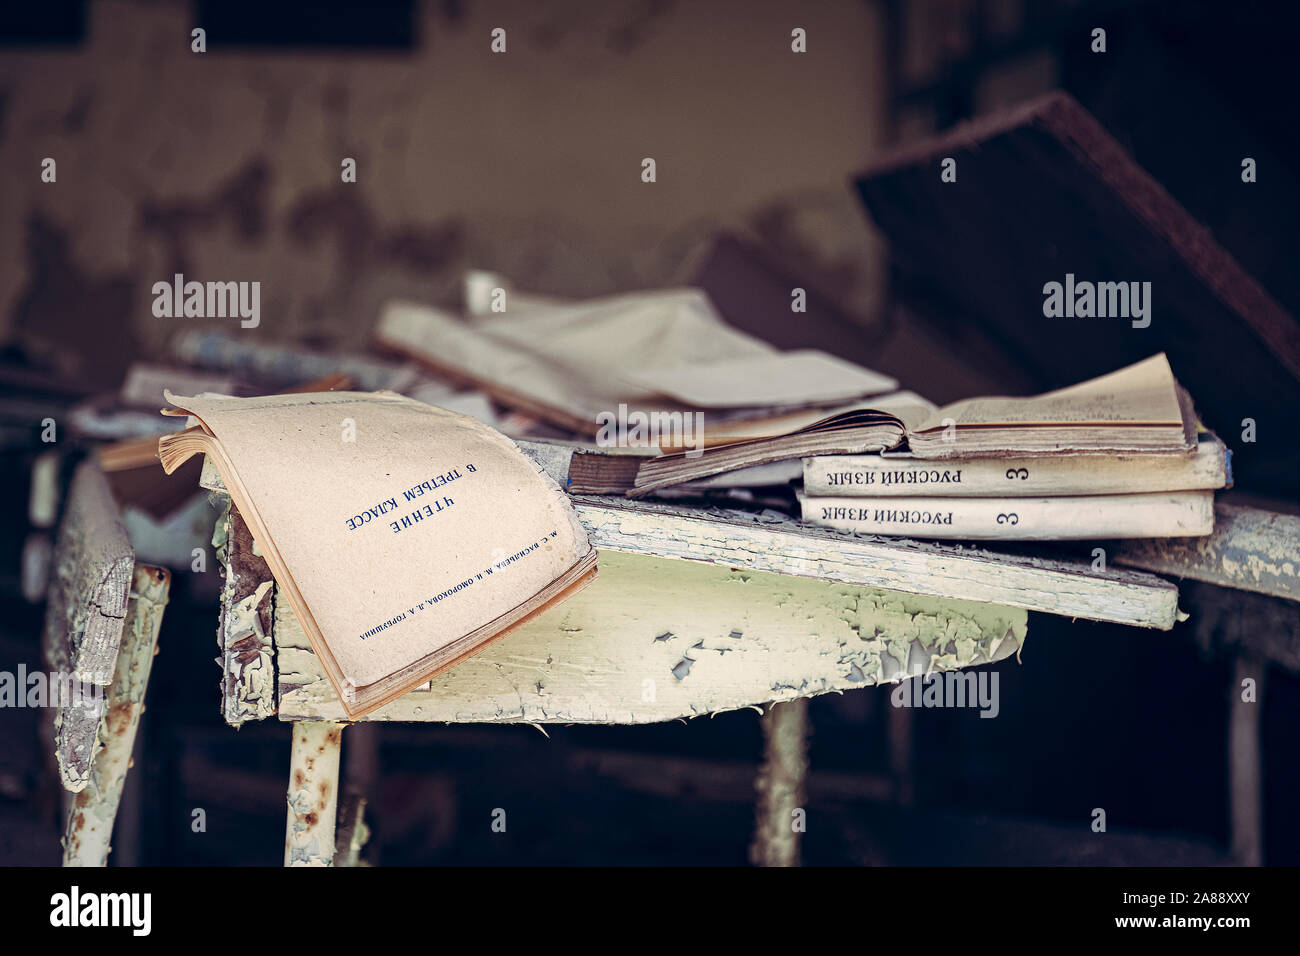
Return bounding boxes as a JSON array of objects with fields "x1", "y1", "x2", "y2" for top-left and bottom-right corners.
[{"x1": 0, "y1": 0, "x2": 886, "y2": 387}]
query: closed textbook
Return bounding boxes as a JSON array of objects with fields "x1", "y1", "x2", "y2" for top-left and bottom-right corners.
[
  {"x1": 799, "y1": 491, "x2": 1214, "y2": 540},
  {"x1": 803, "y1": 435, "x2": 1230, "y2": 497},
  {"x1": 158, "y1": 390, "x2": 598, "y2": 718}
]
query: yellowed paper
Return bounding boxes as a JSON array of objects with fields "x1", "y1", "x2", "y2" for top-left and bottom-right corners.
[
  {"x1": 622, "y1": 349, "x2": 899, "y2": 408},
  {"x1": 686, "y1": 390, "x2": 935, "y2": 449},
  {"x1": 378, "y1": 290, "x2": 777, "y2": 429},
  {"x1": 916, "y1": 353, "x2": 1183, "y2": 432},
  {"x1": 160, "y1": 391, "x2": 593, "y2": 697}
]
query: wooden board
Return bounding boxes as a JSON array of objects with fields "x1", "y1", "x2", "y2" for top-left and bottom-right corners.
[
  {"x1": 1113, "y1": 502, "x2": 1300, "y2": 603},
  {"x1": 214, "y1": 500, "x2": 276, "y2": 725},
  {"x1": 277, "y1": 548, "x2": 1027, "y2": 723},
  {"x1": 43, "y1": 459, "x2": 136, "y2": 791},
  {"x1": 63, "y1": 565, "x2": 169, "y2": 860},
  {"x1": 200, "y1": 460, "x2": 1179, "y2": 635},
  {"x1": 854, "y1": 90, "x2": 1300, "y2": 498},
  {"x1": 572, "y1": 497, "x2": 1179, "y2": 629},
  {"x1": 43, "y1": 459, "x2": 134, "y2": 686}
]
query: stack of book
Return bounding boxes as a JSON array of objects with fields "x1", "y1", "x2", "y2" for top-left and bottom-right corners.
[{"x1": 798, "y1": 354, "x2": 1231, "y2": 540}]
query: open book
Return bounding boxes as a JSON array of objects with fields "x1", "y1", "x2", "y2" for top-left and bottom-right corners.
[
  {"x1": 631, "y1": 354, "x2": 1197, "y2": 496},
  {"x1": 158, "y1": 391, "x2": 598, "y2": 718}
]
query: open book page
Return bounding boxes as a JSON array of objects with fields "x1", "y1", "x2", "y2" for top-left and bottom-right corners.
[
  {"x1": 913, "y1": 353, "x2": 1184, "y2": 432},
  {"x1": 621, "y1": 349, "x2": 899, "y2": 408},
  {"x1": 159, "y1": 390, "x2": 593, "y2": 690},
  {"x1": 664, "y1": 390, "x2": 936, "y2": 453},
  {"x1": 628, "y1": 392, "x2": 937, "y2": 497}
]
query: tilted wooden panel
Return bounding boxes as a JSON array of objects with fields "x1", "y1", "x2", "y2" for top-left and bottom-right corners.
[
  {"x1": 43, "y1": 459, "x2": 134, "y2": 685},
  {"x1": 214, "y1": 500, "x2": 276, "y2": 725},
  {"x1": 43, "y1": 460, "x2": 135, "y2": 791},
  {"x1": 572, "y1": 497, "x2": 1179, "y2": 629},
  {"x1": 1114, "y1": 502, "x2": 1300, "y2": 603},
  {"x1": 64, "y1": 565, "x2": 170, "y2": 858},
  {"x1": 277, "y1": 548, "x2": 1027, "y2": 723}
]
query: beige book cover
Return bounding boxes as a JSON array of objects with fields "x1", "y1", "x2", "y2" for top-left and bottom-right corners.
[
  {"x1": 157, "y1": 390, "x2": 597, "y2": 718},
  {"x1": 800, "y1": 491, "x2": 1215, "y2": 540},
  {"x1": 803, "y1": 434, "x2": 1231, "y2": 497}
]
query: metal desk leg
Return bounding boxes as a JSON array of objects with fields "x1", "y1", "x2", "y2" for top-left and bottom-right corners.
[
  {"x1": 285, "y1": 721, "x2": 344, "y2": 866},
  {"x1": 750, "y1": 699, "x2": 809, "y2": 866}
]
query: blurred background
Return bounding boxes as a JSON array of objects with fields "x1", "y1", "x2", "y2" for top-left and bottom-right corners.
[{"x1": 1, "y1": 0, "x2": 1297, "y2": 865}]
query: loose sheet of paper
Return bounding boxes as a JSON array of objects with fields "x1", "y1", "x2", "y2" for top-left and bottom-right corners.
[
  {"x1": 621, "y1": 349, "x2": 899, "y2": 408},
  {"x1": 378, "y1": 289, "x2": 777, "y2": 426}
]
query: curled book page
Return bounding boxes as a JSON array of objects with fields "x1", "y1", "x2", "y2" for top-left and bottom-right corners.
[{"x1": 159, "y1": 390, "x2": 597, "y2": 718}]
